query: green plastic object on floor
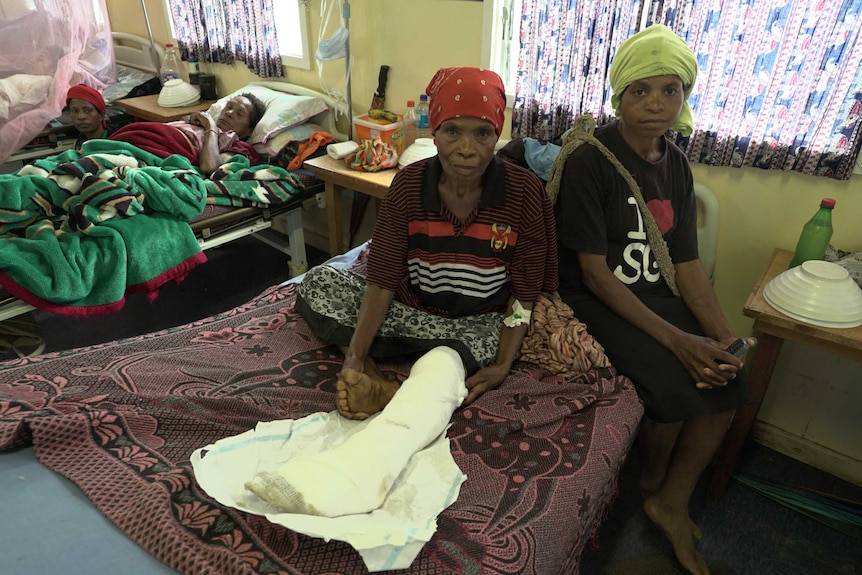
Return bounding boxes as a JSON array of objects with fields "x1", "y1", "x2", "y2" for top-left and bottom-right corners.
[{"x1": 733, "y1": 473, "x2": 862, "y2": 542}]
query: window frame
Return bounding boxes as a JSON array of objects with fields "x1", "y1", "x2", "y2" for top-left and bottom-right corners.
[
  {"x1": 274, "y1": 0, "x2": 311, "y2": 70},
  {"x1": 481, "y1": 0, "x2": 519, "y2": 108},
  {"x1": 160, "y1": 0, "x2": 311, "y2": 70}
]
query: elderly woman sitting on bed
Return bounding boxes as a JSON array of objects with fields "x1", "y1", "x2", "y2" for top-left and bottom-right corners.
[
  {"x1": 244, "y1": 67, "x2": 558, "y2": 518},
  {"x1": 108, "y1": 92, "x2": 266, "y2": 174}
]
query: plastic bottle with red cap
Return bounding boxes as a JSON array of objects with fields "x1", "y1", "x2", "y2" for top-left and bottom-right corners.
[
  {"x1": 160, "y1": 43, "x2": 182, "y2": 85},
  {"x1": 789, "y1": 198, "x2": 836, "y2": 268}
]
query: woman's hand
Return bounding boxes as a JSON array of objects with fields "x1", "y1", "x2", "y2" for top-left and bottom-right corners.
[
  {"x1": 706, "y1": 336, "x2": 758, "y2": 388},
  {"x1": 670, "y1": 333, "x2": 757, "y2": 389},
  {"x1": 464, "y1": 364, "x2": 510, "y2": 405},
  {"x1": 188, "y1": 111, "x2": 216, "y2": 131}
]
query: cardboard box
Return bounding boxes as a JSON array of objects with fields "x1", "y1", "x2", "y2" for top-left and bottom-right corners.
[{"x1": 353, "y1": 114, "x2": 404, "y2": 154}]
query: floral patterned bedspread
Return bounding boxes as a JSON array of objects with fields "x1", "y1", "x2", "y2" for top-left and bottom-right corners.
[{"x1": 0, "y1": 278, "x2": 643, "y2": 575}]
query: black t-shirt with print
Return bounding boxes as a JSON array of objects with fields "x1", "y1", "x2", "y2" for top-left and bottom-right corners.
[{"x1": 556, "y1": 121, "x2": 699, "y2": 297}]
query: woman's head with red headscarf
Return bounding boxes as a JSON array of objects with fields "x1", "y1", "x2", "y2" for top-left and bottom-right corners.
[
  {"x1": 424, "y1": 67, "x2": 506, "y2": 187},
  {"x1": 67, "y1": 84, "x2": 107, "y2": 140},
  {"x1": 425, "y1": 67, "x2": 506, "y2": 137}
]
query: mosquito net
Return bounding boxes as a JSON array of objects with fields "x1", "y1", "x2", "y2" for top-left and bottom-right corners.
[{"x1": 0, "y1": 0, "x2": 115, "y2": 163}]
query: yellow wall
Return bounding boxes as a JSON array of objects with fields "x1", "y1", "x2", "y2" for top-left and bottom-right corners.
[
  {"x1": 107, "y1": 0, "x2": 862, "y2": 337},
  {"x1": 107, "y1": 1, "x2": 484, "y2": 116}
]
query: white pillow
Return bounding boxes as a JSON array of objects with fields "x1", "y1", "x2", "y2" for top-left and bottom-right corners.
[{"x1": 206, "y1": 85, "x2": 328, "y2": 145}]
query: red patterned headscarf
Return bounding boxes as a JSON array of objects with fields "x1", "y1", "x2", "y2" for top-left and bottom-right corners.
[
  {"x1": 66, "y1": 84, "x2": 106, "y2": 115},
  {"x1": 425, "y1": 67, "x2": 506, "y2": 136}
]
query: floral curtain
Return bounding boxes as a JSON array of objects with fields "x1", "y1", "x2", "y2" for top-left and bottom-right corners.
[
  {"x1": 511, "y1": 0, "x2": 862, "y2": 180},
  {"x1": 511, "y1": 0, "x2": 643, "y2": 142},
  {"x1": 167, "y1": 0, "x2": 283, "y2": 78}
]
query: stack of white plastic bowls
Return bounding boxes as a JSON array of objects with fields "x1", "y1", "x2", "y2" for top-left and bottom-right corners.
[
  {"x1": 398, "y1": 138, "x2": 437, "y2": 168},
  {"x1": 763, "y1": 260, "x2": 862, "y2": 328},
  {"x1": 158, "y1": 79, "x2": 201, "y2": 108}
]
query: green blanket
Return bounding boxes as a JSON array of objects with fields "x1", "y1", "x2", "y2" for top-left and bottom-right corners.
[{"x1": 0, "y1": 142, "x2": 306, "y2": 316}]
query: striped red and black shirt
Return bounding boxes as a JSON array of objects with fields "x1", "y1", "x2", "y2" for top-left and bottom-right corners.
[{"x1": 367, "y1": 156, "x2": 559, "y2": 317}]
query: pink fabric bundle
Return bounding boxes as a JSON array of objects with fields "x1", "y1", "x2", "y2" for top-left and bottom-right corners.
[
  {"x1": 0, "y1": 0, "x2": 115, "y2": 163},
  {"x1": 519, "y1": 292, "x2": 611, "y2": 377}
]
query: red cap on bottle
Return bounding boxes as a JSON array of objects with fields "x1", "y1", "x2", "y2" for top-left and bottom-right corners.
[
  {"x1": 820, "y1": 198, "x2": 836, "y2": 208},
  {"x1": 407, "y1": 100, "x2": 415, "y2": 107}
]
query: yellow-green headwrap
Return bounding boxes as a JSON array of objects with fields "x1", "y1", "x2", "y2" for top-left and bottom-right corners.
[{"x1": 609, "y1": 24, "x2": 698, "y2": 136}]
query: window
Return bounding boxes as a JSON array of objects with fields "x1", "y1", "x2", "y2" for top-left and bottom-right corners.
[
  {"x1": 162, "y1": 0, "x2": 311, "y2": 71},
  {"x1": 273, "y1": 0, "x2": 311, "y2": 70},
  {"x1": 481, "y1": 0, "x2": 521, "y2": 98}
]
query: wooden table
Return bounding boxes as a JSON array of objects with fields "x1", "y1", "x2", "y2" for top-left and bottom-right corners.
[
  {"x1": 115, "y1": 94, "x2": 215, "y2": 123},
  {"x1": 303, "y1": 155, "x2": 397, "y2": 256},
  {"x1": 706, "y1": 248, "x2": 862, "y2": 505}
]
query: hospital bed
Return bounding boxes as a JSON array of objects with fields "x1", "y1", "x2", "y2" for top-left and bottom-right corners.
[
  {"x1": 0, "y1": 243, "x2": 644, "y2": 575},
  {"x1": 0, "y1": 33, "x2": 348, "y2": 327}
]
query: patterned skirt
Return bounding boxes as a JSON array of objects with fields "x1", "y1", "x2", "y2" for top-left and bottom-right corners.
[{"x1": 295, "y1": 265, "x2": 503, "y2": 374}]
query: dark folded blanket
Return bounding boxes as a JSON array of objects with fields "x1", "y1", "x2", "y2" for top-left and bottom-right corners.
[
  {"x1": 108, "y1": 122, "x2": 198, "y2": 163},
  {"x1": 109, "y1": 122, "x2": 260, "y2": 166}
]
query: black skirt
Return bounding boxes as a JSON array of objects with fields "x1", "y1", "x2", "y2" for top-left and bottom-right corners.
[{"x1": 561, "y1": 290, "x2": 752, "y2": 423}]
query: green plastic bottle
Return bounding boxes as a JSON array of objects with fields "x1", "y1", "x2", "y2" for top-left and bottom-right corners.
[{"x1": 789, "y1": 198, "x2": 836, "y2": 268}]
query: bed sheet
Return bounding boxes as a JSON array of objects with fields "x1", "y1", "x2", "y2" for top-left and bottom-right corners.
[{"x1": 0, "y1": 246, "x2": 643, "y2": 575}]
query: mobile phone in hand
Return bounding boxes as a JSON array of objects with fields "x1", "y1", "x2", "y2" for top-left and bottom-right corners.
[{"x1": 726, "y1": 338, "x2": 750, "y2": 360}]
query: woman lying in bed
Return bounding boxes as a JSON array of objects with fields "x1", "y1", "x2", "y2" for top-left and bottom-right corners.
[{"x1": 108, "y1": 93, "x2": 266, "y2": 174}]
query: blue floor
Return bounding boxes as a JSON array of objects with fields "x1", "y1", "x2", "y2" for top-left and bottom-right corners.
[
  {"x1": 0, "y1": 447, "x2": 178, "y2": 575},
  {"x1": 580, "y1": 442, "x2": 862, "y2": 575}
]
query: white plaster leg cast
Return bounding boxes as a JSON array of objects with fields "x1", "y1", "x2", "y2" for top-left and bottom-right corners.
[
  {"x1": 190, "y1": 346, "x2": 468, "y2": 572},
  {"x1": 245, "y1": 346, "x2": 467, "y2": 516}
]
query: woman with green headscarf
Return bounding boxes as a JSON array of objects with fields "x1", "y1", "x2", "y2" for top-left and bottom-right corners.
[{"x1": 551, "y1": 25, "x2": 754, "y2": 575}]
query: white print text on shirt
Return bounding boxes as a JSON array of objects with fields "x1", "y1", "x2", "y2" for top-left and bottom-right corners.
[{"x1": 614, "y1": 196, "x2": 661, "y2": 285}]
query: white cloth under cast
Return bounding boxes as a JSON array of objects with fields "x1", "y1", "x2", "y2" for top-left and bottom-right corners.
[{"x1": 190, "y1": 346, "x2": 469, "y2": 572}]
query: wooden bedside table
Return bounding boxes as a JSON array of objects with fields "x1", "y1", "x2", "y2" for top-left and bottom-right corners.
[
  {"x1": 115, "y1": 94, "x2": 215, "y2": 123},
  {"x1": 706, "y1": 248, "x2": 862, "y2": 505},
  {"x1": 303, "y1": 155, "x2": 397, "y2": 256}
]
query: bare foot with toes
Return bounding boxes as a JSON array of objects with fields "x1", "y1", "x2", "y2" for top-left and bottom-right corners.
[
  {"x1": 336, "y1": 368, "x2": 400, "y2": 419},
  {"x1": 644, "y1": 495, "x2": 710, "y2": 575},
  {"x1": 641, "y1": 484, "x2": 702, "y2": 542}
]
